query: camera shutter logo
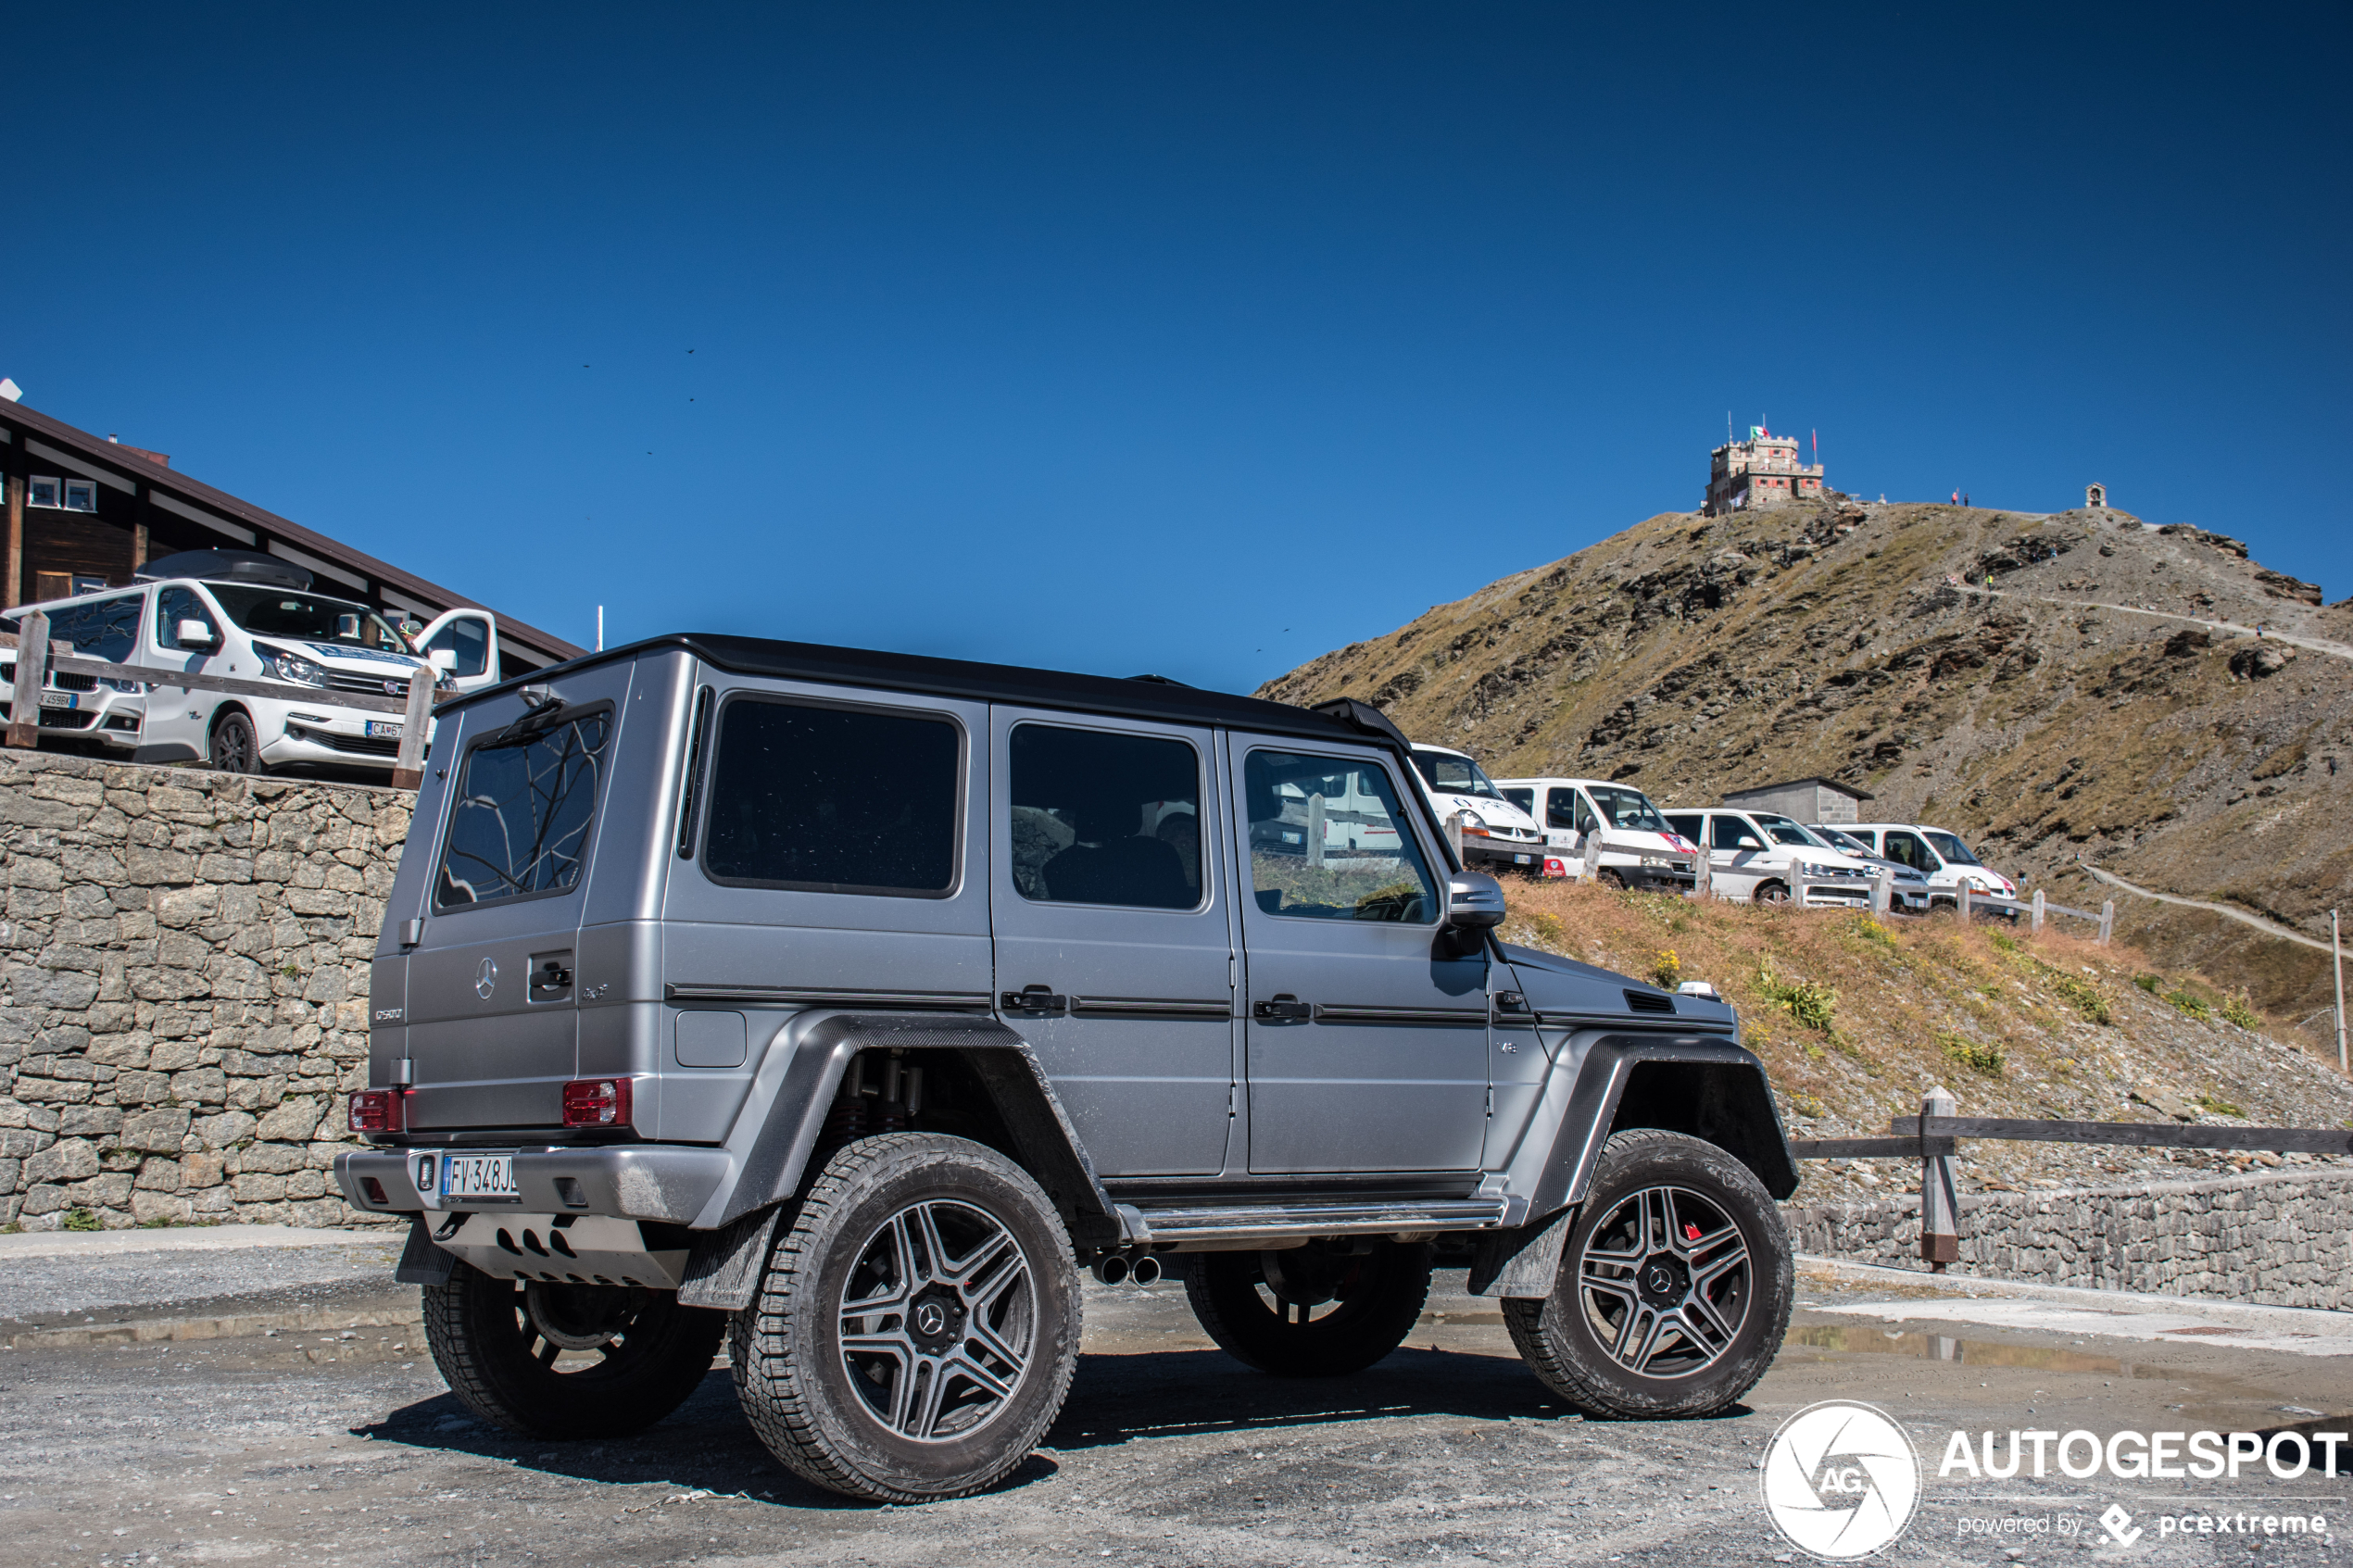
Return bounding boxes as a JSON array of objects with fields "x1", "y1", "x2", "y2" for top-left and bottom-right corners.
[{"x1": 1759, "y1": 1399, "x2": 1920, "y2": 1560}]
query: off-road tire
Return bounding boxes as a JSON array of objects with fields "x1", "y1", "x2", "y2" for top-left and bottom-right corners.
[
  {"x1": 730, "y1": 1133, "x2": 1080, "y2": 1503},
  {"x1": 1504, "y1": 1128, "x2": 1791, "y2": 1420},
  {"x1": 1184, "y1": 1241, "x2": 1430, "y2": 1376},
  {"x1": 210, "y1": 710, "x2": 264, "y2": 774},
  {"x1": 421, "y1": 1261, "x2": 725, "y2": 1438}
]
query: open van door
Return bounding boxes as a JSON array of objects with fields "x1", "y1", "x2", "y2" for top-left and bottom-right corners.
[{"x1": 414, "y1": 609, "x2": 500, "y2": 694}]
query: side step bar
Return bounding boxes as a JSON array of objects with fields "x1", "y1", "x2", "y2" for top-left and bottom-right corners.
[{"x1": 1117, "y1": 1198, "x2": 1510, "y2": 1246}]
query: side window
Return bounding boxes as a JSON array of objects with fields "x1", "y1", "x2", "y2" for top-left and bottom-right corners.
[
  {"x1": 1713, "y1": 815, "x2": 1764, "y2": 851},
  {"x1": 1572, "y1": 792, "x2": 1600, "y2": 835},
  {"x1": 1009, "y1": 723, "x2": 1200, "y2": 910},
  {"x1": 1664, "y1": 812, "x2": 1703, "y2": 843},
  {"x1": 700, "y1": 697, "x2": 961, "y2": 897},
  {"x1": 1887, "y1": 833, "x2": 1935, "y2": 872},
  {"x1": 68, "y1": 596, "x2": 143, "y2": 663},
  {"x1": 436, "y1": 709, "x2": 612, "y2": 909},
  {"x1": 423, "y1": 616, "x2": 491, "y2": 677},
  {"x1": 157, "y1": 587, "x2": 218, "y2": 650},
  {"x1": 1500, "y1": 787, "x2": 1533, "y2": 816},
  {"x1": 1243, "y1": 749, "x2": 1436, "y2": 923}
]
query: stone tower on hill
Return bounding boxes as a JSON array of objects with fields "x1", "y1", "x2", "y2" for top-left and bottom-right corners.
[{"x1": 1704, "y1": 426, "x2": 1826, "y2": 515}]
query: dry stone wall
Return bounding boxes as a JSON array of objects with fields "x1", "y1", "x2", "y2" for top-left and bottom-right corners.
[
  {"x1": 1783, "y1": 1170, "x2": 2353, "y2": 1309},
  {"x1": 0, "y1": 751, "x2": 409, "y2": 1230}
]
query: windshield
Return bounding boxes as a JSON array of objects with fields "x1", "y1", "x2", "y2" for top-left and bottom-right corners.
[
  {"x1": 1755, "y1": 813, "x2": 1831, "y2": 848},
  {"x1": 1590, "y1": 785, "x2": 1668, "y2": 834},
  {"x1": 1812, "y1": 826, "x2": 1871, "y2": 857},
  {"x1": 208, "y1": 585, "x2": 412, "y2": 654},
  {"x1": 1923, "y1": 830, "x2": 1982, "y2": 866},
  {"x1": 1411, "y1": 750, "x2": 1504, "y2": 802}
]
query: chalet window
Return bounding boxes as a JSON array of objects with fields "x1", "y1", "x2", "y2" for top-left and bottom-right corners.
[
  {"x1": 27, "y1": 476, "x2": 61, "y2": 508},
  {"x1": 62, "y1": 480, "x2": 97, "y2": 512}
]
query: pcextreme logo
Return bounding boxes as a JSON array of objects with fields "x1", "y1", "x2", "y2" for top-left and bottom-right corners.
[{"x1": 1760, "y1": 1400, "x2": 1922, "y2": 1560}]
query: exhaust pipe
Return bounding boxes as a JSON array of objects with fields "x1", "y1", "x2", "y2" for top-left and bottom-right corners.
[
  {"x1": 1091, "y1": 1254, "x2": 1130, "y2": 1286},
  {"x1": 1129, "y1": 1254, "x2": 1162, "y2": 1286}
]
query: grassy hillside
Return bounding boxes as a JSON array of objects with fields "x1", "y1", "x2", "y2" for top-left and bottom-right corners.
[
  {"x1": 1504, "y1": 882, "x2": 2353, "y2": 1203},
  {"x1": 1260, "y1": 497, "x2": 2353, "y2": 1023}
]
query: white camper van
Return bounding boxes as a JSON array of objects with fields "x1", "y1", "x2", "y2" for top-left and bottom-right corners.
[
  {"x1": 1841, "y1": 823, "x2": 2016, "y2": 909},
  {"x1": 1404, "y1": 744, "x2": 1548, "y2": 873},
  {"x1": 1494, "y1": 775, "x2": 1698, "y2": 892},
  {"x1": 0, "y1": 548, "x2": 502, "y2": 774}
]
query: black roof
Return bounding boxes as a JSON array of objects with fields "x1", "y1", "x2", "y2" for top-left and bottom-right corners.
[{"x1": 448, "y1": 632, "x2": 1398, "y2": 749}]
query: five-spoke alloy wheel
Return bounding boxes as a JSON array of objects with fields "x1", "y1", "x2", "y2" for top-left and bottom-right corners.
[
  {"x1": 732, "y1": 1134, "x2": 1080, "y2": 1502},
  {"x1": 1504, "y1": 1128, "x2": 1792, "y2": 1420}
]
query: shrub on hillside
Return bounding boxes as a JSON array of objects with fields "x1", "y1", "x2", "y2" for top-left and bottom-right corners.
[{"x1": 1939, "y1": 1032, "x2": 2006, "y2": 1078}]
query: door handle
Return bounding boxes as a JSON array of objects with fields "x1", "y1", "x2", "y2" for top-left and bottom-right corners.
[
  {"x1": 1252, "y1": 994, "x2": 1312, "y2": 1021},
  {"x1": 1001, "y1": 985, "x2": 1069, "y2": 1015}
]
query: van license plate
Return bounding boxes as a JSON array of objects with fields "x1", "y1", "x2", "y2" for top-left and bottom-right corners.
[
  {"x1": 442, "y1": 1153, "x2": 518, "y2": 1202},
  {"x1": 1514, "y1": 853, "x2": 1532, "y2": 864},
  {"x1": 365, "y1": 721, "x2": 403, "y2": 739},
  {"x1": 39, "y1": 692, "x2": 73, "y2": 710}
]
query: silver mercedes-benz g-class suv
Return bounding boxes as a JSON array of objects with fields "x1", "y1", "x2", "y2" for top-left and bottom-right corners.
[{"x1": 337, "y1": 634, "x2": 1798, "y2": 1503}]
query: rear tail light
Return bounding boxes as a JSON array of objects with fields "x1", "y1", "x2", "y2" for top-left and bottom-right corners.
[
  {"x1": 562, "y1": 1077, "x2": 635, "y2": 1129},
  {"x1": 348, "y1": 1088, "x2": 407, "y2": 1134}
]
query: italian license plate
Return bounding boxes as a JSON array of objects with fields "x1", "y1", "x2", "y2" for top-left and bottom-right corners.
[
  {"x1": 365, "y1": 721, "x2": 403, "y2": 739},
  {"x1": 1514, "y1": 853, "x2": 1532, "y2": 864},
  {"x1": 39, "y1": 692, "x2": 73, "y2": 709},
  {"x1": 442, "y1": 1153, "x2": 518, "y2": 1202}
]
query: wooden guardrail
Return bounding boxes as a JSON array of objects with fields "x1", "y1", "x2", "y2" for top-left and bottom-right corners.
[
  {"x1": 1790, "y1": 1088, "x2": 2353, "y2": 1268},
  {"x1": 1, "y1": 610, "x2": 447, "y2": 787}
]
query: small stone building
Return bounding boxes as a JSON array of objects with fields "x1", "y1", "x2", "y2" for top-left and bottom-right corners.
[
  {"x1": 1702, "y1": 426, "x2": 1827, "y2": 516},
  {"x1": 1719, "y1": 776, "x2": 1873, "y2": 824}
]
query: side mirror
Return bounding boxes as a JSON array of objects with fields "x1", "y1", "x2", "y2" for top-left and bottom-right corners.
[
  {"x1": 427, "y1": 648, "x2": 458, "y2": 672},
  {"x1": 1438, "y1": 871, "x2": 1506, "y2": 958},
  {"x1": 177, "y1": 619, "x2": 219, "y2": 649}
]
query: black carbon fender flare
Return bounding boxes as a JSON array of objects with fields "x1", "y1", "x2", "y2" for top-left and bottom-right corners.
[
  {"x1": 1533, "y1": 1034, "x2": 1798, "y2": 1215},
  {"x1": 711, "y1": 1010, "x2": 1125, "y2": 1248}
]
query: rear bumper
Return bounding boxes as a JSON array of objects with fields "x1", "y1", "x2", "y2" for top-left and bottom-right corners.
[{"x1": 336, "y1": 1144, "x2": 734, "y2": 1227}]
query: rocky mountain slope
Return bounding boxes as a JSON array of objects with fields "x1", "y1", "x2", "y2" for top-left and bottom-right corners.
[{"x1": 1258, "y1": 498, "x2": 2353, "y2": 1025}]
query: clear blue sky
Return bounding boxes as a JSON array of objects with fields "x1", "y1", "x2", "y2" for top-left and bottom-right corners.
[{"x1": 8, "y1": 4, "x2": 2346, "y2": 691}]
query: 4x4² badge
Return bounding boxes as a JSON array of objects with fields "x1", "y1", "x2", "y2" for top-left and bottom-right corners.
[{"x1": 476, "y1": 958, "x2": 498, "y2": 999}]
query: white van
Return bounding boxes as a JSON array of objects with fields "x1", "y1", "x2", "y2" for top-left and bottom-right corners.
[
  {"x1": 1493, "y1": 775, "x2": 1698, "y2": 892},
  {"x1": 1659, "y1": 807, "x2": 1882, "y2": 906},
  {"x1": 1840, "y1": 823, "x2": 2016, "y2": 909},
  {"x1": 0, "y1": 548, "x2": 501, "y2": 774},
  {"x1": 1404, "y1": 744, "x2": 1548, "y2": 873}
]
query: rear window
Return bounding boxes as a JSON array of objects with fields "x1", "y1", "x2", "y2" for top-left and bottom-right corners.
[
  {"x1": 436, "y1": 709, "x2": 612, "y2": 910},
  {"x1": 701, "y1": 696, "x2": 962, "y2": 897}
]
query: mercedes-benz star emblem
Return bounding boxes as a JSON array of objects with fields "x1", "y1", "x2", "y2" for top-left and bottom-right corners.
[
  {"x1": 913, "y1": 1301, "x2": 948, "y2": 1337},
  {"x1": 476, "y1": 957, "x2": 498, "y2": 999}
]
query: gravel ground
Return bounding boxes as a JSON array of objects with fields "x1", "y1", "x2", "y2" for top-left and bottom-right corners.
[
  {"x1": 0, "y1": 1233, "x2": 400, "y2": 1330},
  {"x1": 4, "y1": 1264, "x2": 2350, "y2": 1566}
]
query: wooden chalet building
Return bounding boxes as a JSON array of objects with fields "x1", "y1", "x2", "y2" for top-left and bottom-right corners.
[{"x1": 0, "y1": 393, "x2": 582, "y2": 678}]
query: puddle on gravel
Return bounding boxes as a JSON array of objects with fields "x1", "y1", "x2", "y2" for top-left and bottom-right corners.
[{"x1": 1785, "y1": 1323, "x2": 2127, "y2": 1374}]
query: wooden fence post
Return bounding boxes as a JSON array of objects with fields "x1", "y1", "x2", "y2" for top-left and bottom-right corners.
[
  {"x1": 2031, "y1": 889, "x2": 2045, "y2": 935},
  {"x1": 1957, "y1": 882, "x2": 1971, "y2": 922},
  {"x1": 5, "y1": 609, "x2": 48, "y2": 749},
  {"x1": 1581, "y1": 827, "x2": 1602, "y2": 884},
  {"x1": 1919, "y1": 1084, "x2": 1959, "y2": 1271},
  {"x1": 1446, "y1": 810, "x2": 1464, "y2": 867},
  {"x1": 387, "y1": 670, "x2": 438, "y2": 789},
  {"x1": 2098, "y1": 900, "x2": 2114, "y2": 945},
  {"x1": 1790, "y1": 859, "x2": 1809, "y2": 910},
  {"x1": 1306, "y1": 793, "x2": 1326, "y2": 870},
  {"x1": 1871, "y1": 867, "x2": 1892, "y2": 916}
]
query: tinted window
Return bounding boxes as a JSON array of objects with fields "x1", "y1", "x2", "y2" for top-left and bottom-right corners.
[
  {"x1": 1713, "y1": 815, "x2": 1765, "y2": 850},
  {"x1": 436, "y1": 709, "x2": 611, "y2": 909},
  {"x1": 48, "y1": 596, "x2": 142, "y2": 662},
  {"x1": 1010, "y1": 724, "x2": 1200, "y2": 909},
  {"x1": 1664, "y1": 812, "x2": 1704, "y2": 842},
  {"x1": 702, "y1": 698, "x2": 960, "y2": 896},
  {"x1": 1885, "y1": 832, "x2": 1938, "y2": 872},
  {"x1": 425, "y1": 616, "x2": 491, "y2": 677},
  {"x1": 1245, "y1": 750, "x2": 1435, "y2": 922},
  {"x1": 156, "y1": 587, "x2": 218, "y2": 651},
  {"x1": 1500, "y1": 787, "x2": 1533, "y2": 816}
]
